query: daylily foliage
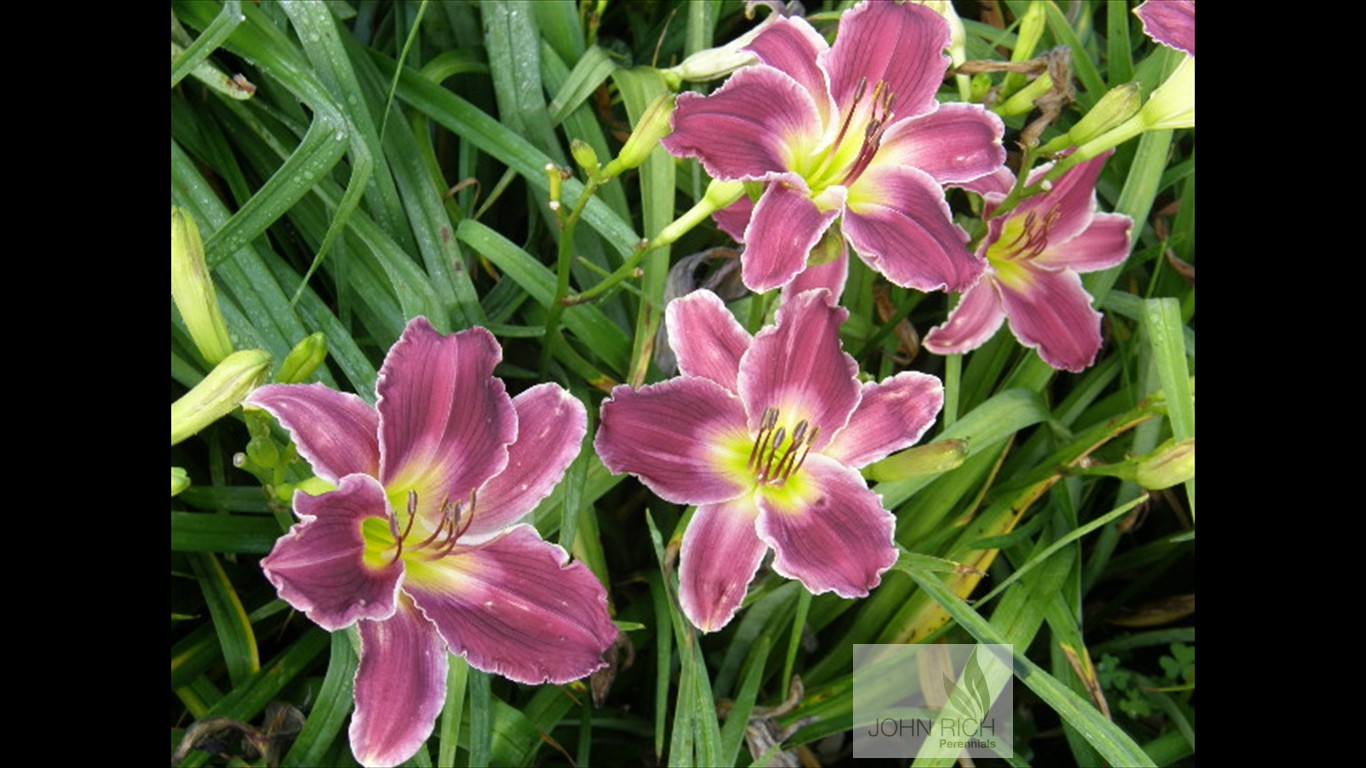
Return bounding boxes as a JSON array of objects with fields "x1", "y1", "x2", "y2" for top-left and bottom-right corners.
[
  {"x1": 662, "y1": 0, "x2": 1006, "y2": 294},
  {"x1": 248, "y1": 318, "x2": 616, "y2": 768},
  {"x1": 596, "y1": 290, "x2": 943, "y2": 632}
]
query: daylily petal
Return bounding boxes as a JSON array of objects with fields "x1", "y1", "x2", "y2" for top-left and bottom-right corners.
[
  {"x1": 666, "y1": 289, "x2": 753, "y2": 391},
  {"x1": 823, "y1": 372, "x2": 944, "y2": 468},
  {"x1": 738, "y1": 289, "x2": 860, "y2": 451},
  {"x1": 1036, "y1": 212, "x2": 1133, "y2": 272},
  {"x1": 463, "y1": 385, "x2": 587, "y2": 543},
  {"x1": 745, "y1": 15, "x2": 835, "y2": 124},
  {"x1": 876, "y1": 104, "x2": 1006, "y2": 184},
  {"x1": 678, "y1": 496, "x2": 768, "y2": 633},
  {"x1": 377, "y1": 319, "x2": 516, "y2": 512},
  {"x1": 844, "y1": 165, "x2": 983, "y2": 292},
  {"x1": 781, "y1": 246, "x2": 849, "y2": 304},
  {"x1": 1135, "y1": 0, "x2": 1194, "y2": 57},
  {"x1": 999, "y1": 268, "x2": 1105, "y2": 373},
  {"x1": 405, "y1": 525, "x2": 616, "y2": 685},
  {"x1": 923, "y1": 279, "x2": 1008, "y2": 357},
  {"x1": 755, "y1": 455, "x2": 897, "y2": 598},
  {"x1": 1019, "y1": 152, "x2": 1111, "y2": 245},
  {"x1": 823, "y1": 0, "x2": 950, "y2": 121},
  {"x1": 350, "y1": 594, "x2": 447, "y2": 768},
  {"x1": 245, "y1": 384, "x2": 379, "y2": 483},
  {"x1": 596, "y1": 377, "x2": 751, "y2": 505},
  {"x1": 959, "y1": 166, "x2": 1016, "y2": 198},
  {"x1": 741, "y1": 180, "x2": 842, "y2": 292},
  {"x1": 663, "y1": 66, "x2": 824, "y2": 181},
  {"x1": 261, "y1": 474, "x2": 402, "y2": 632},
  {"x1": 713, "y1": 195, "x2": 754, "y2": 243}
]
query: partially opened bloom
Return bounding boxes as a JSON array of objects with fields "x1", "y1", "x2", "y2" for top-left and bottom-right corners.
[
  {"x1": 597, "y1": 289, "x2": 943, "y2": 632},
  {"x1": 924, "y1": 153, "x2": 1132, "y2": 372},
  {"x1": 662, "y1": 0, "x2": 1005, "y2": 294},
  {"x1": 247, "y1": 318, "x2": 616, "y2": 768}
]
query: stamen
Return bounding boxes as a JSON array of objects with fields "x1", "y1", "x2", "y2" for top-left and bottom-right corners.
[
  {"x1": 839, "y1": 81, "x2": 897, "y2": 186},
  {"x1": 831, "y1": 77, "x2": 869, "y2": 152},
  {"x1": 748, "y1": 411, "x2": 820, "y2": 487},
  {"x1": 391, "y1": 490, "x2": 423, "y2": 562}
]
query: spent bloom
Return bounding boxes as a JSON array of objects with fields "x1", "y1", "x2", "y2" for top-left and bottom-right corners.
[
  {"x1": 247, "y1": 318, "x2": 616, "y2": 768},
  {"x1": 662, "y1": 0, "x2": 1005, "y2": 294},
  {"x1": 924, "y1": 153, "x2": 1132, "y2": 372},
  {"x1": 597, "y1": 289, "x2": 943, "y2": 632}
]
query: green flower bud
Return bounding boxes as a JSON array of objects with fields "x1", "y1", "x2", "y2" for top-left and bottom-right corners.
[
  {"x1": 276, "y1": 332, "x2": 328, "y2": 384},
  {"x1": 171, "y1": 466, "x2": 190, "y2": 496},
  {"x1": 601, "y1": 94, "x2": 676, "y2": 179},
  {"x1": 654, "y1": 179, "x2": 746, "y2": 248},
  {"x1": 864, "y1": 440, "x2": 969, "y2": 482},
  {"x1": 171, "y1": 349, "x2": 271, "y2": 446},
  {"x1": 1135, "y1": 438, "x2": 1194, "y2": 490},
  {"x1": 1139, "y1": 56, "x2": 1194, "y2": 130},
  {"x1": 570, "y1": 139, "x2": 601, "y2": 176},
  {"x1": 171, "y1": 208, "x2": 234, "y2": 364},
  {"x1": 1041, "y1": 83, "x2": 1142, "y2": 154}
]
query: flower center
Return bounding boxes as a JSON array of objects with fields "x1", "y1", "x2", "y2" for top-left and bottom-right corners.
[
  {"x1": 747, "y1": 407, "x2": 819, "y2": 486},
  {"x1": 803, "y1": 78, "x2": 897, "y2": 195},
  {"x1": 388, "y1": 490, "x2": 476, "y2": 563},
  {"x1": 989, "y1": 205, "x2": 1062, "y2": 266}
]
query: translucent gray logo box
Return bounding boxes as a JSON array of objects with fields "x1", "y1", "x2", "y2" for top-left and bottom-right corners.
[{"x1": 853, "y1": 644, "x2": 1014, "y2": 759}]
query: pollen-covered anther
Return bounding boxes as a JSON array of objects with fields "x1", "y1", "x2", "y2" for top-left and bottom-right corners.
[{"x1": 747, "y1": 409, "x2": 819, "y2": 486}]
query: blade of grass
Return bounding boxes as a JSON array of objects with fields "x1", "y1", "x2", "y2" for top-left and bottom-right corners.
[
  {"x1": 283, "y1": 631, "x2": 358, "y2": 767},
  {"x1": 438, "y1": 656, "x2": 469, "y2": 767},
  {"x1": 187, "y1": 552, "x2": 259, "y2": 687}
]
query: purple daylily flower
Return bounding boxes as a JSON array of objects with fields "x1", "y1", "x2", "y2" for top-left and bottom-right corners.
[
  {"x1": 662, "y1": 0, "x2": 1005, "y2": 294},
  {"x1": 596, "y1": 289, "x2": 943, "y2": 632},
  {"x1": 247, "y1": 318, "x2": 616, "y2": 768},
  {"x1": 923, "y1": 153, "x2": 1133, "y2": 372},
  {"x1": 1135, "y1": 0, "x2": 1194, "y2": 57}
]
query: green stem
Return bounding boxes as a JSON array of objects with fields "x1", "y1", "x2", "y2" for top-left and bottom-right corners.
[{"x1": 541, "y1": 176, "x2": 603, "y2": 377}]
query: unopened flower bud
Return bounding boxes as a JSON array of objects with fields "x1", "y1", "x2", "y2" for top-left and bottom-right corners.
[
  {"x1": 171, "y1": 466, "x2": 190, "y2": 496},
  {"x1": 1139, "y1": 56, "x2": 1194, "y2": 130},
  {"x1": 171, "y1": 349, "x2": 272, "y2": 445},
  {"x1": 654, "y1": 179, "x2": 746, "y2": 248},
  {"x1": 172, "y1": 207, "x2": 234, "y2": 364},
  {"x1": 601, "y1": 94, "x2": 676, "y2": 179},
  {"x1": 1135, "y1": 438, "x2": 1194, "y2": 490},
  {"x1": 865, "y1": 440, "x2": 969, "y2": 482},
  {"x1": 571, "y1": 139, "x2": 601, "y2": 176},
  {"x1": 276, "y1": 332, "x2": 328, "y2": 384},
  {"x1": 1041, "y1": 83, "x2": 1142, "y2": 153}
]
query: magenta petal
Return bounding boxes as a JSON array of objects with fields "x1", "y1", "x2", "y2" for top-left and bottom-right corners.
[
  {"x1": 923, "y1": 279, "x2": 1008, "y2": 357},
  {"x1": 741, "y1": 181, "x2": 841, "y2": 292},
  {"x1": 666, "y1": 290, "x2": 753, "y2": 391},
  {"x1": 464, "y1": 385, "x2": 587, "y2": 542},
  {"x1": 877, "y1": 104, "x2": 1006, "y2": 184},
  {"x1": 663, "y1": 66, "x2": 822, "y2": 181},
  {"x1": 713, "y1": 195, "x2": 755, "y2": 243},
  {"x1": 1037, "y1": 213, "x2": 1133, "y2": 273},
  {"x1": 999, "y1": 268, "x2": 1104, "y2": 373},
  {"x1": 350, "y1": 595, "x2": 447, "y2": 768},
  {"x1": 781, "y1": 246, "x2": 849, "y2": 305},
  {"x1": 678, "y1": 496, "x2": 768, "y2": 633},
  {"x1": 845, "y1": 166, "x2": 983, "y2": 292},
  {"x1": 823, "y1": 372, "x2": 944, "y2": 468},
  {"x1": 958, "y1": 166, "x2": 1016, "y2": 198},
  {"x1": 377, "y1": 319, "x2": 516, "y2": 509},
  {"x1": 1135, "y1": 0, "x2": 1194, "y2": 56},
  {"x1": 1021, "y1": 153, "x2": 1111, "y2": 244},
  {"x1": 738, "y1": 289, "x2": 859, "y2": 451},
  {"x1": 745, "y1": 16, "x2": 834, "y2": 124},
  {"x1": 755, "y1": 455, "x2": 897, "y2": 598},
  {"x1": 261, "y1": 474, "x2": 402, "y2": 632},
  {"x1": 596, "y1": 377, "x2": 751, "y2": 505},
  {"x1": 823, "y1": 0, "x2": 949, "y2": 120},
  {"x1": 406, "y1": 525, "x2": 617, "y2": 685},
  {"x1": 246, "y1": 384, "x2": 379, "y2": 483}
]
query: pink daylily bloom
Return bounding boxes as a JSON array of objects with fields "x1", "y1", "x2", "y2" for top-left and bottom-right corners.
[
  {"x1": 662, "y1": 0, "x2": 1005, "y2": 294},
  {"x1": 596, "y1": 289, "x2": 943, "y2": 632},
  {"x1": 1135, "y1": 0, "x2": 1194, "y2": 57},
  {"x1": 247, "y1": 318, "x2": 616, "y2": 768},
  {"x1": 924, "y1": 153, "x2": 1133, "y2": 372}
]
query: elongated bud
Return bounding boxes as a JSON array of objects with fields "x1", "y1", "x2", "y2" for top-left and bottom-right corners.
[
  {"x1": 571, "y1": 139, "x2": 601, "y2": 177},
  {"x1": 1135, "y1": 438, "x2": 1194, "y2": 490},
  {"x1": 996, "y1": 72, "x2": 1053, "y2": 117},
  {"x1": 276, "y1": 332, "x2": 328, "y2": 384},
  {"x1": 1041, "y1": 83, "x2": 1142, "y2": 153},
  {"x1": 171, "y1": 349, "x2": 271, "y2": 446},
  {"x1": 1138, "y1": 56, "x2": 1194, "y2": 130},
  {"x1": 864, "y1": 440, "x2": 969, "y2": 482},
  {"x1": 654, "y1": 179, "x2": 746, "y2": 248},
  {"x1": 171, "y1": 466, "x2": 190, "y2": 496},
  {"x1": 601, "y1": 94, "x2": 676, "y2": 179},
  {"x1": 171, "y1": 208, "x2": 234, "y2": 364},
  {"x1": 1003, "y1": 2, "x2": 1047, "y2": 94}
]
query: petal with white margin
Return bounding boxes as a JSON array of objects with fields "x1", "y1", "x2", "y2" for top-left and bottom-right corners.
[
  {"x1": 923, "y1": 279, "x2": 1007, "y2": 357},
  {"x1": 667, "y1": 289, "x2": 753, "y2": 392},
  {"x1": 679, "y1": 496, "x2": 768, "y2": 633},
  {"x1": 350, "y1": 594, "x2": 447, "y2": 768},
  {"x1": 246, "y1": 384, "x2": 379, "y2": 483},
  {"x1": 823, "y1": 372, "x2": 944, "y2": 468}
]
